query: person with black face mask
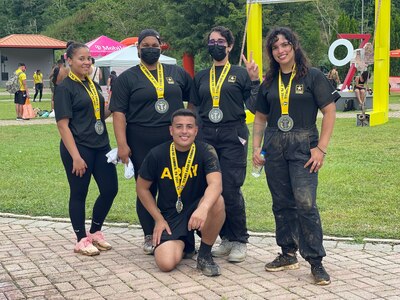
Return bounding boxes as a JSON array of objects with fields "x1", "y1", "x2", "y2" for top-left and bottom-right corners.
[
  {"x1": 189, "y1": 26, "x2": 260, "y2": 263},
  {"x1": 109, "y1": 29, "x2": 193, "y2": 255}
]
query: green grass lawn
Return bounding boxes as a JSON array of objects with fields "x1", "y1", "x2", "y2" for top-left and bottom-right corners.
[
  {"x1": 1, "y1": 119, "x2": 399, "y2": 240},
  {"x1": 389, "y1": 92, "x2": 400, "y2": 104}
]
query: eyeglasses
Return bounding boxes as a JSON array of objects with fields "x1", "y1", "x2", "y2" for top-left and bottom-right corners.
[
  {"x1": 208, "y1": 39, "x2": 227, "y2": 46},
  {"x1": 272, "y1": 42, "x2": 292, "y2": 51}
]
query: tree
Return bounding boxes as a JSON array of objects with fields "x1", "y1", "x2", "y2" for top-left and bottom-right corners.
[{"x1": 161, "y1": 0, "x2": 247, "y2": 70}]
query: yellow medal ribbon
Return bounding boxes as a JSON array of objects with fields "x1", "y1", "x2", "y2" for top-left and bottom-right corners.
[
  {"x1": 209, "y1": 62, "x2": 231, "y2": 107},
  {"x1": 140, "y1": 62, "x2": 165, "y2": 99},
  {"x1": 278, "y1": 64, "x2": 296, "y2": 115},
  {"x1": 170, "y1": 142, "x2": 196, "y2": 213},
  {"x1": 68, "y1": 71, "x2": 101, "y2": 121}
]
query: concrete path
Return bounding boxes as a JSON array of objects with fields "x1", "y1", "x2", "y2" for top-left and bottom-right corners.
[{"x1": 1, "y1": 214, "x2": 399, "y2": 300}]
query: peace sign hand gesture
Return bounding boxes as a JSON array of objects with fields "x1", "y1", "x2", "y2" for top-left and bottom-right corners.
[{"x1": 242, "y1": 51, "x2": 259, "y2": 81}]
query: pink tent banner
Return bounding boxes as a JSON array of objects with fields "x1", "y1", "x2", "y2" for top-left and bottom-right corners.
[{"x1": 86, "y1": 35, "x2": 125, "y2": 58}]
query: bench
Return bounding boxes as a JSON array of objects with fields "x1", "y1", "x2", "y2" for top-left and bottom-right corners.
[{"x1": 336, "y1": 91, "x2": 373, "y2": 111}]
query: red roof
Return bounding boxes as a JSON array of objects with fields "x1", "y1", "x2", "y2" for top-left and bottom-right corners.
[
  {"x1": 0, "y1": 34, "x2": 66, "y2": 49},
  {"x1": 390, "y1": 49, "x2": 400, "y2": 58}
]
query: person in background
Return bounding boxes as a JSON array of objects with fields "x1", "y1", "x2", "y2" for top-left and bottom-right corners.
[
  {"x1": 49, "y1": 57, "x2": 69, "y2": 112},
  {"x1": 106, "y1": 70, "x2": 117, "y2": 104},
  {"x1": 136, "y1": 109, "x2": 225, "y2": 276},
  {"x1": 33, "y1": 69, "x2": 43, "y2": 102},
  {"x1": 354, "y1": 70, "x2": 370, "y2": 109},
  {"x1": 109, "y1": 29, "x2": 193, "y2": 255},
  {"x1": 252, "y1": 27, "x2": 339, "y2": 285},
  {"x1": 55, "y1": 42, "x2": 118, "y2": 256},
  {"x1": 189, "y1": 26, "x2": 260, "y2": 263},
  {"x1": 327, "y1": 66, "x2": 340, "y2": 89},
  {"x1": 14, "y1": 63, "x2": 29, "y2": 120},
  {"x1": 90, "y1": 58, "x2": 102, "y2": 84}
]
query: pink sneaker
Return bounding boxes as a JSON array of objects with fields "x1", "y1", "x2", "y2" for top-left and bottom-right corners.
[
  {"x1": 74, "y1": 237, "x2": 100, "y2": 256},
  {"x1": 87, "y1": 231, "x2": 112, "y2": 251}
]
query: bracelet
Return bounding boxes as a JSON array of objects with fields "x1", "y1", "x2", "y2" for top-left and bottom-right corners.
[{"x1": 316, "y1": 146, "x2": 327, "y2": 156}]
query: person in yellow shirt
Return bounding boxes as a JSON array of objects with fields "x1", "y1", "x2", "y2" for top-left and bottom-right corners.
[
  {"x1": 14, "y1": 63, "x2": 29, "y2": 120},
  {"x1": 33, "y1": 69, "x2": 43, "y2": 102}
]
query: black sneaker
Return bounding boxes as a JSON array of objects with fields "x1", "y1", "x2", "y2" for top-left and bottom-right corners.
[
  {"x1": 265, "y1": 253, "x2": 300, "y2": 272},
  {"x1": 311, "y1": 264, "x2": 331, "y2": 285},
  {"x1": 197, "y1": 254, "x2": 221, "y2": 276}
]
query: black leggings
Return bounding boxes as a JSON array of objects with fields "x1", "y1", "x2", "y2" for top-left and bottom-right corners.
[
  {"x1": 34, "y1": 83, "x2": 43, "y2": 101},
  {"x1": 126, "y1": 124, "x2": 172, "y2": 236},
  {"x1": 60, "y1": 142, "x2": 118, "y2": 241}
]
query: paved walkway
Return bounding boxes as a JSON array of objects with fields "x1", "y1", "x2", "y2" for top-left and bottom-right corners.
[{"x1": 1, "y1": 214, "x2": 399, "y2": 300}]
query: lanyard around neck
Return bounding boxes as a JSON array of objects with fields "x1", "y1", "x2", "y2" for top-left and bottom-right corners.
[
  {"x1": 278, "y1": 64, "x2": 296, "y2": 115},
  {"x1": 68, "y1": 71, "x2": 101, "y2": 121},
  {"x1": 209, "y1": 62, "x2": 231, "y2": 108},
  {"x1": 140, "y1": 62, "x2": 165, "y2": 99},
  {"x1": 169, "y1": 142, "x2": 196, "y2": 200}
]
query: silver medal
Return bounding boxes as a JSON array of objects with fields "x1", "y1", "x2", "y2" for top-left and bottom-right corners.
[
  {"x1": 155, "y1": 99, "x2": 169, "y2": 114},
  {"x1": 277, "y1": 115, "x2": 294, "y2": 132},
  {"x1": 176, "y1": 197, "x2": 183, "y2": 213},
  {"x1": 208, "y1": 107, "x2": 223, "y2": 123},
  {"x1": 94, "y1": 120, "x2": 104, "y2": 135}
]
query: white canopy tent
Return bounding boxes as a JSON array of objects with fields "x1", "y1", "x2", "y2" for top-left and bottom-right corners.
[{"x1": 95, "y1": 45, "x2": 176, "y2": 68}]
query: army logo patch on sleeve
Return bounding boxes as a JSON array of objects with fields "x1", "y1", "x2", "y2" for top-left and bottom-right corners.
[
  {"x1": 295, "y1": 84, "x2": 304, "y2": 94},
  {"x1": 228, "y1": 75, "x2": 237, "y2": 83},
  {"x1": 166, "y1": 77, "x2": 175, "y2": 84}
]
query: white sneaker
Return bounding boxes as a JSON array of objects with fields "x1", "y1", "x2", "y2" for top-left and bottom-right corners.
[
  {"x1": 211, "y1": 237, "x2": 233, "y2": 257},
  {"x1": 228, "y1": 242, "x2": 247, "y2": 262}
]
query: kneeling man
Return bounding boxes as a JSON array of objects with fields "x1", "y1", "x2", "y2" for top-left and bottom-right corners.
[{"x1": 136, "y1": 108, "x2": 225, "y2": 276}]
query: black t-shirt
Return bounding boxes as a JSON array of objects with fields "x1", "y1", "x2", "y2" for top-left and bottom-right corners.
[
  {"x1": 109, "y1": 64, "x2": 193, "y2": 127},
  {"x1": 139, "y1": 141, "x2": 221, "y2": 220},
  {"x1": 54, "y1": 77, "x2": 110, "y2": 149},
  {"x1": 190, "y1": 65, "x2": 253, "y2": 125},
  {"x1": 256, "y1": 67, "x2": 340, "y2": 129}
]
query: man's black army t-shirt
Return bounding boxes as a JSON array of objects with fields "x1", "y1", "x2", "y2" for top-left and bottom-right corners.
[
  {"x1": 54, "y1": 77, "x2": 110, "y2": 149},
  {"x1": 109, "y1": 64, "x2": 193, "y2": 127},
  {"x1": 139, "y1": 141, "x2": 221, "y2": 220}
]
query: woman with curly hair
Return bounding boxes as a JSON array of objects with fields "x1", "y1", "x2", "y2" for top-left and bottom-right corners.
[{"x1": 252, "y1": 27, "x2": 340, "y2": 285}]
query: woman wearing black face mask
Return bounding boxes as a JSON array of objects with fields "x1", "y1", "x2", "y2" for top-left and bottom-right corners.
[
  {"x1": 109, "y1": 29, "x2": 193, "y2": 255},
  {"x1": 189, "y1": 26, "x2": 260, "y2": 263}
]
